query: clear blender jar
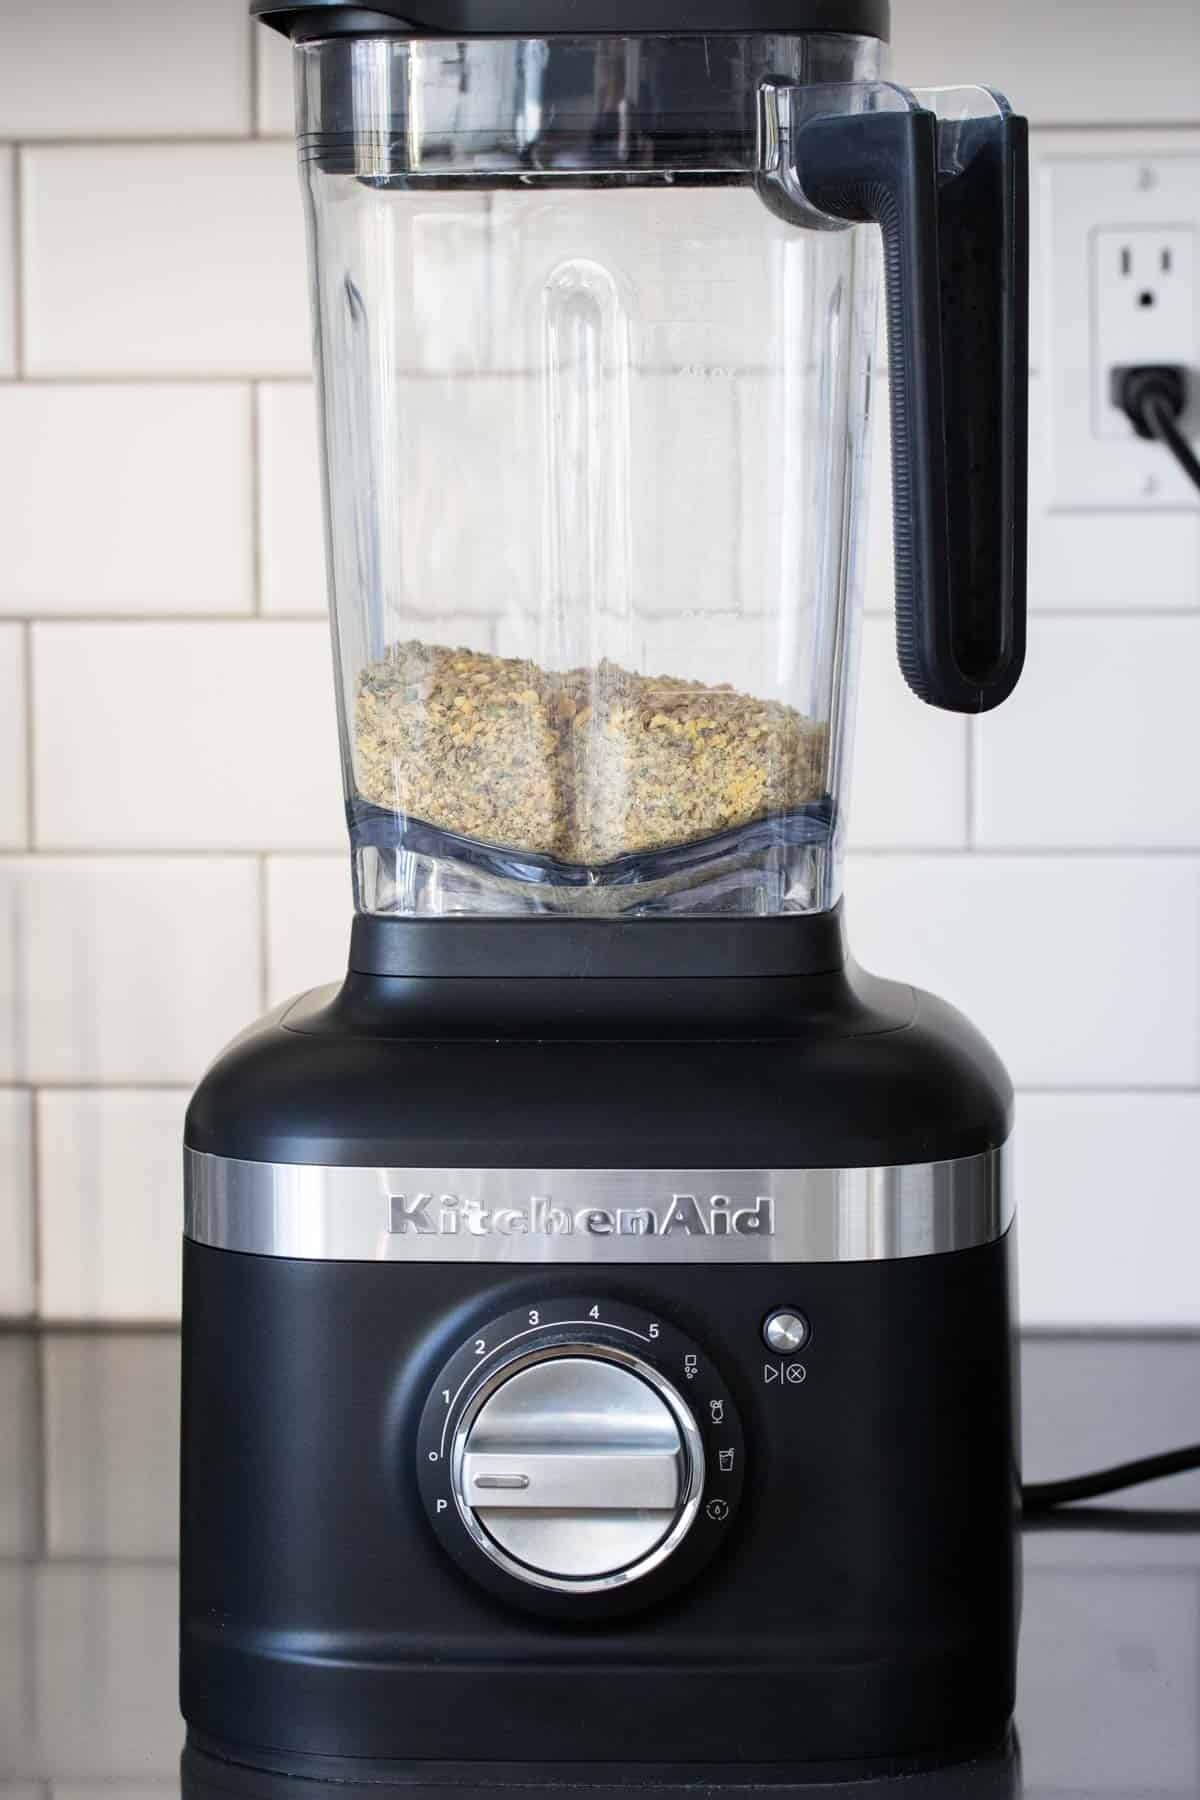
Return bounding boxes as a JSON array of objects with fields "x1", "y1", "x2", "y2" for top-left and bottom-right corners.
[{"x1": 288, "y1": 25, "x2": 1026, "y2": 916}]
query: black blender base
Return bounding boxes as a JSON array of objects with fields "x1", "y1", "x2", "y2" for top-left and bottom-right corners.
[
  {"x1": 181, "y1": 922, "x2": 1018, "y2": 1777},
  {"x1": 182, "y1": 1730, "x2": 1020, "y2": 1799}
]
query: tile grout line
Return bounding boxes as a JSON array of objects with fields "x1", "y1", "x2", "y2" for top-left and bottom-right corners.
[
  {"x1": 1, "y1": 607, "x2": 1190, "y2": 624},
  {"x1": 9, "y1": 1079, "x2": 1148, "y2": 1096},
  {"x1": 250, "y1": 380, "x2": 264, "y2": 615},
  {"x1": 258, "y1": 853, "x2": 271, "y2": 1012},
  {"x1": 1, "y1": 611, "x2": 323, "y2": 624},
  {"x1": 249, "y1": 11, "x2": 262, "y2": 138},
  {"x1": 0, "y1": 370, "x2": 311, "y2": 388},
  {"x1": 5, "y1": 845, "x2": 1200, "y2": 860},
  {"x1": 847, "y1": 846, "x2": 1200, "y2": 860},
  {"x1": 12, "y1": 1081, "x2": 198, "y2": 1094},
  {"x1": 0, "y1": 1550, "x2": 181, "y2": 1567},
  {"x1": 3, "y1": 133, "x2": 289, "y2": 149},
  {"x1": 0, "y1": 847, "x2": 341, "y2": 861},
  {"x1": 21, "y1": 620, "x2": 35, "y2": 849},
  {"x1": 0, "y1": 1078, "x2": 1195, "y2": 1096},
  {"x1": 29, "y1": 1100, "x2": 49, "y2": 1541},
  {"x1": 10, "y1": 145, "x2": 24, "y2": 376}
]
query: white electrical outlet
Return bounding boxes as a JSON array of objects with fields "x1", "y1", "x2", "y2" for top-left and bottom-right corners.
[
  {"x1": 1092, "y1": 227, "x2": 1196, "y2": 437},
  {"x1": 1043, "y1": 150, "x2": 1200, "y2": 510}
]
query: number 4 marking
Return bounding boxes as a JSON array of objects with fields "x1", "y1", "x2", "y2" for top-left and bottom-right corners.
[{"x1": 589, "y1": 1304, "x2": 600, "y2": 1320}]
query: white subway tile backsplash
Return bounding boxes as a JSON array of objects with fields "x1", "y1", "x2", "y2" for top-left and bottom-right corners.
[
  {"x1": 0, "y1": 0, "x2": 251, "y2": 137},
  {"x1": 257, "y1": 20, "x2": 296, "y2": 136},
  {"x1": 23, "y1": 143, "x2": 309, "y2": 377},
  {"x1": 846, "y1": 854, "x2": 1200, "y2": 1088},
  {"x1": 892, "y1": 0, "x2": 1200, "y2": 126},
  {"x1": 848, "y1": 616, "x2": 968, "y2": 849},
  {"x1": 0, "y1": 149, "x2": 15, "y2": 378},
  {"x1": 0, "y1": 626, "x2": 27, "y2": 849},
  {"x1": 259, "y1": 383, "x2": 326, "y2": 616},
  {"x1": 44, "y1": 1334, "x2": 180, "y2": 1558},
  {"x1": 38, "y1": 1090, "x2": 189, "y2": 1321},
  {"x1": 0, "y1": 858, "x2": 260, "y2": 1085},
  {"x1": 266, "y1": 855, "x2": 351, "y2": 1007},
  {"x1": 0, "y1": 1092, "x2": 35, "y2": 1319},
  {"x1": 0, "y1": 17, "x2": 1195, "y2": 1339},
  {"x1": 32, "y1": 622, "x2": 343, "y2": 851},
  {"x1": 1026, "y1": 377, "x2": 1200, "y2": 611},
  {"x1": 0, "y1": 384, "x2": 253, "y2": 617},
  {"x1": 976, "y1": 618, "x2": 1200, "y2": 849},
  {"x1": 1017, "y1": 1093, "x2": 1200, "y2": 1327},
  {"x1": 1029, "y1": 497, "x2": 1200, "y2": 612}
]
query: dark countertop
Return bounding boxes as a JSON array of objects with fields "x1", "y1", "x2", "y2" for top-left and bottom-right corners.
[{"x1": 1, "y1": 1331, "x2": 1198, "y2": 1798}]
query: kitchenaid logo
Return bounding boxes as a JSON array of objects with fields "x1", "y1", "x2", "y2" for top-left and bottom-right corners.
[{"x1": 388, "y1": 1192, "x2": 775, "y2": 1240}]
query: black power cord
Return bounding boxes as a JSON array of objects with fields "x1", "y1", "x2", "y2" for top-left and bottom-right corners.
[
  {"x1": 1111, "y1": 363, "x2": 1200, "y2": 492},
  {"x1": 1022, "y1": 1444, "x2": 1200, "y2": 1516}
]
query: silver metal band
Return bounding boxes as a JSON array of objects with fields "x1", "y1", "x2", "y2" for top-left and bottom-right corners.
[{"x1": 184, "y1": 1147, "x2": 1011, "y2": 1265}]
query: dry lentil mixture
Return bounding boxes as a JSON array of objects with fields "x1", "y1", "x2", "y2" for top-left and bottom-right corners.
[{"x1": 355, "y1": 641, "x2": 826, "y2": 864}]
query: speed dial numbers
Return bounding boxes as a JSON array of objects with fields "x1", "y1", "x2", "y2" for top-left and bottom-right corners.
[{"x1": 416, "y1": 1298, "x2": 745, "y2": 1617}]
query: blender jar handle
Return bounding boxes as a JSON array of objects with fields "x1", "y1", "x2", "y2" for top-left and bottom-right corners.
[{"x1": 761, "y1": 85, "x2": 1029, "y2": 713}]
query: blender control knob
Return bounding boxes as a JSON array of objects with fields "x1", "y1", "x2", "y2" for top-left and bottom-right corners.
[
  {"x1": 452, "y1": 1348, "x2": 704, "y2": 1588},
  {"x1": 417, "y1": 1299, "x2": 744, "y2": 1612}
]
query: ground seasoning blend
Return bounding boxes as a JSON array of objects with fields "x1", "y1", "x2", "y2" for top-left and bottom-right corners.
[{"x1": 355, "y1": 642, "x2": 827, "y2": 865}]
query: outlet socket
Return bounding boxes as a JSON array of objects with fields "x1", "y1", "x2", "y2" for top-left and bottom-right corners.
[
  {"x1": 1093, "y1": 227, "x2": 1196, "y2": 437},
  {"x1": 1044, "y1": 151, "x2": 1200, "y2": 510}
]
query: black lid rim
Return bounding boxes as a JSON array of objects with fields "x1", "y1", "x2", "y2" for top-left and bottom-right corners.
[{"x1": 251, "y1": 1, "x2": 889, "y2": 43}]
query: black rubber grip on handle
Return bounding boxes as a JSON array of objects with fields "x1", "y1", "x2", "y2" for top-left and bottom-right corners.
[{"x1": 800, "y1": 106, "x2": 1029, "y2": 713}]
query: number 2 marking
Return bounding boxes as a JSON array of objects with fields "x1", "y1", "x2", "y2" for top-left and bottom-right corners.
[{"x1": 474, "y1": 1339, "x2": 486, "y2": 1356}]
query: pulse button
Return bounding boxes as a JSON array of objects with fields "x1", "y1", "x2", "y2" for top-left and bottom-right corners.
[{"x1": 763, "y1": 1309, "x2": 810, "y2": 1355}]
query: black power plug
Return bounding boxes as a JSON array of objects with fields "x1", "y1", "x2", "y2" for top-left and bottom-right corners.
[{"x1": 1110, "y1": 363, "x2": 1200, "y2": 491}]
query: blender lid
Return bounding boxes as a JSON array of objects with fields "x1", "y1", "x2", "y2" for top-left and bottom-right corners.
[{"x1": 251, "y1": 1, "x2": 890, "y2": 40}]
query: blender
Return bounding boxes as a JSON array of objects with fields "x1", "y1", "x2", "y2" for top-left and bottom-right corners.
[{"x1": 182, "y1": 0, "x2": 1028, "y2": 1786}]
